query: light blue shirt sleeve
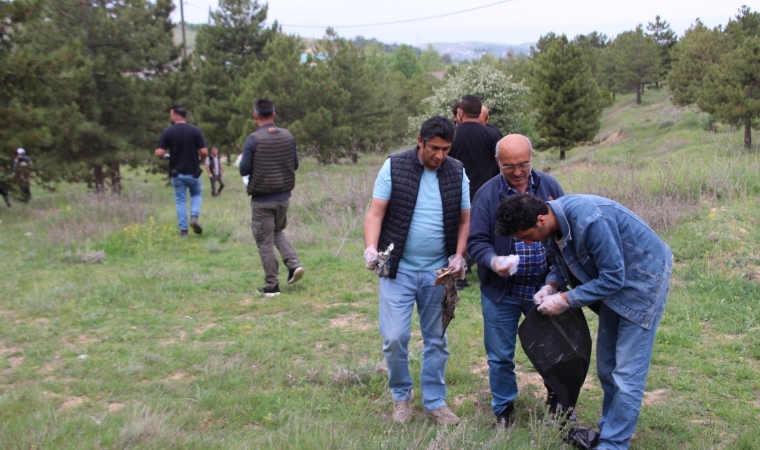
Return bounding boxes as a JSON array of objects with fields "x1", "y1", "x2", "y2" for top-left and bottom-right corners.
[
  {"x1": 372, "y1": 158, "x2": 392, "y2": 200},
  {"x1": 461, "y1": 169, "x2": 470, "y2": 210}
]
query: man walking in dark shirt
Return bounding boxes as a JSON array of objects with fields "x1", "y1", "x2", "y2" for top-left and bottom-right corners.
[
  {"x1": 239, "y1": 98, "x2": 304, "y2": 297},
  {"x1": 155, "y1": 104, "x2": 208, "y2": 236},
  {"x1": 449, "y1": 95, "x2": 500, "y2": 201}
]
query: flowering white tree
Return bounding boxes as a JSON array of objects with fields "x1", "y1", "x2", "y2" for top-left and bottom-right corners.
[{"x1": 408, "y1": 65, "x2": 532, "y2": 140}]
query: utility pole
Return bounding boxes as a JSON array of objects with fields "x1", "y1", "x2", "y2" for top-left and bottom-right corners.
[{"x1": 179, "y1": 0, "x2": 187, "y2": 58}]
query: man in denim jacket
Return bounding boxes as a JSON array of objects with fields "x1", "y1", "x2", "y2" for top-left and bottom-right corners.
[{"x1": 497, "y1": 193, "x2": 672, "y2": 450}]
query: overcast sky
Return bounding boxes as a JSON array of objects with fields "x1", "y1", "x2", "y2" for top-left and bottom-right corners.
[{"x1": 173, "y1": 0, "x2": 753, "y2": 45}]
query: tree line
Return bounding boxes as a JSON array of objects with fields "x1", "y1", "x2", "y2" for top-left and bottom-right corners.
[{"x1": 1, "y1": 0, "x2": 757, "y2": 196}]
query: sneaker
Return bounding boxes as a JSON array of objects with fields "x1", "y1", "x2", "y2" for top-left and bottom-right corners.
[
  {"x1": 190, "y1": 215, "x2": 202, "y2": 234},
  {"x1": 179, "y1": 229, "x2": 188, "y2": 237},
  {"x1": 287, "y1": 266, "x2": 305, "y2": 285},
  {"x1": 426, "y1": 405, "x2": 460, "y2": 425},
  {"x1": 492, "y1": 403, "x2": 514, "y2": 430},
  {"x1": 257, "y1": 284, "x2": 280, "y2": 297},
  {"x1": 392, "y1": 389, "x2": 414, "y2": 423}
]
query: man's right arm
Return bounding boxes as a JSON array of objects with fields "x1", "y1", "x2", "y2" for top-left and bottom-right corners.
[
  {"x1": 466, "y1": 188, "x2": 498, "y2": 270},
  {"x1": 364, "y1": 198, "x2": 389, "y2": 249},
  {"x1": 239, "y1": 137, "x2": 256, "y2": 177}
]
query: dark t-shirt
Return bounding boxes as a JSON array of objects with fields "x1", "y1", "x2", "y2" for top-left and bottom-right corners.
[
  {"x1": 486, "y1": 123, "x2": 503, "y2": 141},
  {"x1": 157, "y1": 123, "x2": 207, "y2": 176},
  {"x1": 449, "y1": 121, "x2": 500, "y2": 200}
]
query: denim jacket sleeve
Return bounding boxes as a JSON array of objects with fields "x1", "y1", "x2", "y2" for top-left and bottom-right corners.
[{"x1": 564, "y1": 215, "x2": 626, "y2": 308}]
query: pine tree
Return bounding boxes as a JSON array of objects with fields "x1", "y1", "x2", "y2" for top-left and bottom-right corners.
[
  {"x1": 529, "y1": 33, "x2": 603, "y2": 160},
  {"x1": 699, "y1": 6, "x2": 760, "y2": 148},
  {"x1": 609, "y1": 26, "x2": 660, "y2": 105},
  {"x1": 646, "y1": 15, "x2": 678, "y2": 87},
  {"x1": 24, "y1": 0, "x2": 178, "y2": 193},
  {"x1": 668, "y1": 21, "x2": 727, "y2": 107},
  {"x1": 191, "y1": 0, "x2": 276, "y2": 155}
]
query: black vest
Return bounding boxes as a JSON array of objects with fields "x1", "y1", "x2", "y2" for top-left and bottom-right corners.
[
  {"x1": 378, "y1": 148, "x2": 463, "y2": 279},
  {"x1": 247, "y1": 123, "x2": 296, "y2": 196}
]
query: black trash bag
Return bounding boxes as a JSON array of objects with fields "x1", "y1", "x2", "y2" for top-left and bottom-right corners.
[
  {"x1": 518, "y1": 306, "x2": 592, "y2": 411},
  {"x1": 564, "y1": 427, "x2": 600, "y2": 449}
]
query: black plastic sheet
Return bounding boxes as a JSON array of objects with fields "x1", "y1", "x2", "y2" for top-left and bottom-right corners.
[{"x1": 517, "y1": 306, "x2": 592, "y2": 410}]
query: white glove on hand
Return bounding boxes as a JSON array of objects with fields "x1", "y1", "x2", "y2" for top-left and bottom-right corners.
[
  {"x1": 448, "y1": 254, "x2": 466, "y2": 280},
  {"x1": 491, "y1": 255, "x2": 519, "y2": 277},
  {"x1": 364, "y1": 246, "x2": 378, "y2": 270},
  {"x1": 533, "y1": 284, "x2": 558, "y2": 306},
  {"x1": 537, "y1": 293, "x2": 570, "y2": 316}
]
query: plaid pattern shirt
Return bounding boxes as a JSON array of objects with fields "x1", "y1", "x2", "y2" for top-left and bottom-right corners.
[{"x1": 502, "y1": 175, "x2": 550, "y2": 302}]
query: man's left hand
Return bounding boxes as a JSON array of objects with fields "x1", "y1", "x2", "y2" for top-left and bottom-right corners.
[
  {"x1": 448, "y1": 254, "x2": 466, "y2": 280},
  {"x1": 537, "y1": 293, "x2": 571, "y2": 316}
]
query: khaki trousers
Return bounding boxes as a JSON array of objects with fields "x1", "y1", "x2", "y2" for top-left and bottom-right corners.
[{"x1": 251, "y1": 199, "x2": 300, "y2": 289}]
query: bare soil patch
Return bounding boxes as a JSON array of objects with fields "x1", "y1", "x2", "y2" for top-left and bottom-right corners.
[
  {"x1": 194, "y1": 322, "x2": 216, "y2": 334},
  {"x1": 470, "y1": 360, "x2": 488, "y2": 375},
  {"x1": 9, "y1": 356, "x2": 23, "y2": 369},
  {"x1": 0, "y1": 343, "x2": 22, "y2": 357},
  {"x1": 58, "y1": 396, "x2": 87, "y2": 411},
  {"x1": 599, "y1": 130, "x2": 626, "y2": 147},
  {"x1": 329, "y1": 313, "x2": 372, "y2": 331},
  {"x1": 165, "y1": 370, "x2": 193, "y2": 381},
  {"x1": 106, "y1": 401, "x2": 126, "y2": 412},
  {"x1": 515, "y1": 363, "x2": 544, "y2": 393},
  {"x1": 643, "y1": 388, "x2": 668, "y2": 406}
]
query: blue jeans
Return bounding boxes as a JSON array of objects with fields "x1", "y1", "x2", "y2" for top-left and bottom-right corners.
[
  {"x1": 379, "y1": 267, "x2": 449, "y2": 411},
  {"x1": 171, "y1": 174, "x2": 202, "y2": 231},
  {"x1": 481, "y1": 293, "x2": 535, "y2": 416},
  {"x1": 595, "y1": 301, "x2": 665, "y2": 450}
]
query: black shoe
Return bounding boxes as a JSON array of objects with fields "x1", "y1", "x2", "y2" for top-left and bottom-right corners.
[
  {"x1": 547, "y1": 390, "x2": 577, "y2": 425},
  {"x1": 493, "y1": 404, "x2": 514, "y2": 430},
  {"x1": 190, "y1": 216, "x2": 202, "y2": 234},
  {"x1": 179, "y1": 229, "x2": 188, "y2": 237},
  {"x1": 455, "y1": 278, "x2": 470, "y2": 291},
  {"x1": 257, "y1": 284, "x2": 280, "y2": 297},
  {"x1": 287, "y1": 267, "x2": 305, "y2": 284}
]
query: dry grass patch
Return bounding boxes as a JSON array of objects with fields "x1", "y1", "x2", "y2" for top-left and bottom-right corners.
[
  {"x1": 9, "y1": 356, "x2": 23, "y2": 369},
  {"x1": 106, "y1": 401, "x2": 126, "y2": 412},
  {"x1": 58, "y1": 395, "x2": 87, "y2": 411},
  {"x1": 0, "y1": 343, "x2": 22, "y2": 357},
  {"x1": 193, "y1": 322, "x2": 216, "y2": 334},
  {"x1": 329, "y1": 313, "x2": 373, "y2": 331},
  {"x1": 643, "y1": 388, "x2": 669, "y2": 406},
  {"x1": 38, "y1": 356, "x2": 64, "y2": 375},
  {"x1": 165, "y1": 371, "x2": 192, "y2": 381}
]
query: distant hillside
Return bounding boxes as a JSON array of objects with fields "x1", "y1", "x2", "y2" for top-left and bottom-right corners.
[{"x1": 421, "y1": 41, "x2": 533, "y2": 62}]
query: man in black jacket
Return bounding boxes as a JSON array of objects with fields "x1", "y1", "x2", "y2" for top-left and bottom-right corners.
[{"x1": 239, "y1": 98, "x2": 304, "y2": 297}]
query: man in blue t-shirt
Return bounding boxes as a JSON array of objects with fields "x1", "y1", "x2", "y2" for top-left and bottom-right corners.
[
  {"x1": 363, "y1": 116, "x2": 470, "y2": 426},
  {"x1": 155, "y1": 105, "x2": 208, "y2": 237}
]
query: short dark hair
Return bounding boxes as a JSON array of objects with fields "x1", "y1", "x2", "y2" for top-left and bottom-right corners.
[
  {"x1": 451, "y1": 102, "x2": 461, "y2": 118},
  {"x1": 171, "y1": 104, "x2": 187, "y2": 118},
  {"x1": 419, "y1": 116, "x2": 455, "y2": 143},
  {"x1": 254, "y1": 98, "x2": 275, "y2": 118},
  {"x1": 459, "y1": 95, "x2": 482, "y2": 118},
  {"x1": 496, "y1": 194, "x2": 549, "y2": 236}
]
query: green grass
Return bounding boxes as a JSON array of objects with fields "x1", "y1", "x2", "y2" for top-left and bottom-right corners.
[{"x1": 2, "y1": 89, "x2": 760, "y2": 448}]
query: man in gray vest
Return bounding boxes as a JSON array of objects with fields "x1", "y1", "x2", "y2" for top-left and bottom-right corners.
[
  {"x1": 239, "y1": 98, "x2": 305, "y2": 297},
  {"x1": 363, "y1": 116, "x2": 470, "y2": 425}
]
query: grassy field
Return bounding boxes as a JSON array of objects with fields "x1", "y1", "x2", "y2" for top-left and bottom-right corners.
[{"x1": 1, "y1": 87, "x2": 760, "y2": 449}]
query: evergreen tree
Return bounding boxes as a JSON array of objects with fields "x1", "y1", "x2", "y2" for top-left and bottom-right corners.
[
  {"x1": 419, "y1": 45, "x2": 444, "y2": 73},
  {"x1": 668, "y1": 21, "x2": 727, "y2": 107},
  {"x1": 699, "y1": 6, "x2": 760, "y2": 148},
  {"x1": 529, "y1": 33, "x2": 603, "y2": 160},
  {"x1": 25, "y1": 0, "x2": 178, "y2": 193},
  {"x1": 646, "y1": 15, "x2": 678, "y2": 87},
  {"x1": 392, "y1": 44, "x2": 422, "y2": 79},
  {"x1": 609, "y1": 26, "x2": 660, "y2": 104},
  {"x1": 191, "y1": 0, "x2": 276, "y2": 155}
]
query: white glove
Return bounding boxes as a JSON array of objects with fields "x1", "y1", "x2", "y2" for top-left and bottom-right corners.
[
  {"x1": 533, "y1": 284, "x2": 558, "y2": 306},
  {"x1": 491, "y1": 255, "x2": 519, "y2": 277},
  {"x1": 448, "y1": 254, "x2": 466, "y2": 279},
  {"x1": 537, "y1": 293, "x2": 570, "y2": 316},
  {"x1": 364, "y1": 245, "x2": 378, "y2": 270}
]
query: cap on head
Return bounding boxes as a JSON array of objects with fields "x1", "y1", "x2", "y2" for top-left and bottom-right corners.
[{"x1": 17, "y1": 148, "x2": 25, "y2": 155}]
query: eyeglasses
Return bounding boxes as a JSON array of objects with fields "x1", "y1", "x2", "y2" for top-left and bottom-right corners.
[{"x1": 498, "y1": 160, "x2": 531, "y2": 172}]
